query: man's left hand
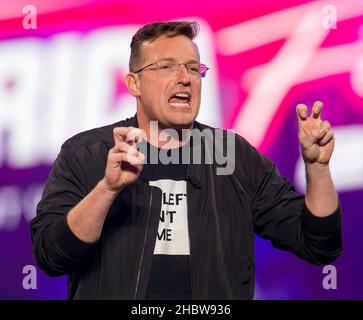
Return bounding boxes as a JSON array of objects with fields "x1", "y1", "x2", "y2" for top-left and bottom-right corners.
[{"x1": 296, "y1": 101, "x2": 335, "y2": 166}]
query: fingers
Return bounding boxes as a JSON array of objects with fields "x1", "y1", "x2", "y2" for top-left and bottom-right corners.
[
  {"x1": 311, "y1": 123, "x2": 326, "y2": 141},
  {"x1": 110, "y1": 151, "x2": 144, "y2": 168},
  {"x1": 318, "y1": 121, "x2": 334, "y2": 146},
  {"x1": 312, "y1": 101, "x2": 323, "y2": 119},
  {"x1": 109, "y1": 142, "x2": 145, "y2": 166},
  {"x1": 113, "y1": 127, "x2": 130, "y2": 144},
  {"x1": 321, "y1": 120, "x2": 331, "y2": 132},
  {"x1": 300, "y1": 120, "x2": 331, "y2": 149},
  {"x1": 318, "y1": 130, "x2": 334, "y2": 146},
  {"x1": 112, "y1": 141, "x2": 141, "y2": 156},
  {"x1": 113, "y1": 127, "x2": 145, "y2": 145},
  {"x1": 296, "y1": 104, "x2": 308, "y2": 121},
  {"x1": 305, "y1": 120, "x2": 333, "y2": 146},
  {"x1": 296, "y1": 101, "x2": 324, "y2": 122},
  {"x1": 125, "y1": 127, "x2": 145, "y2": 145},
  {"x1": 111, "y1": 127, "x2": 146, "y2": 172}
]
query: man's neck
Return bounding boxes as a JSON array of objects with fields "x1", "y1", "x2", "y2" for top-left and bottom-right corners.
[{"x1": 136, "y1": 113, "x2": 192, "y2": 149}]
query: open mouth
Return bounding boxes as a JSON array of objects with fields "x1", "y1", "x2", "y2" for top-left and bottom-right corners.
[{"x1": 168, "y1": 92, "x2": 191, "y2": 109}]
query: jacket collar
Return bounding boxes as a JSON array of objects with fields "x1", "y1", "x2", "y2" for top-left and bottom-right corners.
[{"x1": 123, "y1": 113, "x2": 204, "y2": 189}]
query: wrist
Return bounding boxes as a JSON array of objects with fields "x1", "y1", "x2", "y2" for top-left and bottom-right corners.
[
  {"x1": 98, "y1": 179, "x2": 123, "y2": 197},
  {"x1": 305, "y1": 162, "x2": 330, "y2": 174}
]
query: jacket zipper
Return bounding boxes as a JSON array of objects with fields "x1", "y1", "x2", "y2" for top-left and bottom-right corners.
[
  {"x1": 134, "y1": 186, "x2": 153, "y2": 299},
  {"x1": 187, "y1": 211, "x2": 194, "y2": 299},
  {"x1": 186, "y1": 168, "x2": 194, "y2": 299}
]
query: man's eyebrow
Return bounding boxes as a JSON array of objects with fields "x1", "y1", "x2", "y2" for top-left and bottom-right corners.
[
  {"x1": 185, "y1": 59, "x2": 201, "y2": 65},
  {"x1": 158, "y1": 57, "x2": 177, "y2": 62}
]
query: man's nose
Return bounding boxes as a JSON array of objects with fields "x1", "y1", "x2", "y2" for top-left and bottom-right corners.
[{"x1": 175, "y1": 64, "x2": 191, "y2": 85}]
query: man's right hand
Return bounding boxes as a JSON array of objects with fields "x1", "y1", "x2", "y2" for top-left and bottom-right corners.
[
  {"x1": 101, "y1": 127, "x2": 145, "y2": 194},
  {"x1": 67, "y1": 126, "x2": 145, "y2": 243}
]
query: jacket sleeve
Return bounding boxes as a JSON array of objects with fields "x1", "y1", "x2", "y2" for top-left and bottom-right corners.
[
  {"x1": 252, "y1": 155, "x2": 342, "y2": 266},
  {"x1": 30, "y1": 149, "x2": 97, "y2": 276}
]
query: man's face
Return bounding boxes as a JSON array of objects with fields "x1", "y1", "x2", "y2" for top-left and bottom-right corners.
[{"x1": 135, "y1": 35, "x2": 202, "y2": 130}]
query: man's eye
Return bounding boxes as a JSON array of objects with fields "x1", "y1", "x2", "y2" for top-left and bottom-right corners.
[
  {"x1": 189, "y1": 66, "x2": 200, "y2": 73},
  {"x1": 160, "y1": 64, "x2": 172, "y2": 69}
]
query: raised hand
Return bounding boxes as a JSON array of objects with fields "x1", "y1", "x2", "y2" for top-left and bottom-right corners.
[
  {"x1": 103, "y1": 127, "x2": 145, "y2": 193},
  {"x1": 296, "y1": 101, "x2": 335, "y2": 166}
]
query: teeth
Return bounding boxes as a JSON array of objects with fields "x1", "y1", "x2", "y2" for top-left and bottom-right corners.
[
  {"x1": 169, "y1": 102, "x2": 190, "y2": 107},
  {"x1": 175, "y1": 93, "x2": 190, "y2": 98}
]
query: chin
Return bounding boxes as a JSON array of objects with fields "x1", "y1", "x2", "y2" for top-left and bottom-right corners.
[
  {"x1": 168, "y1": 113, "x2": 195, "y2": 128},
  {"x1": 160, "y1": 120, "x2": 191, "y2": 132}
]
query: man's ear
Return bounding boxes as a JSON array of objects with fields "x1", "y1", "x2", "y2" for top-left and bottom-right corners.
[{"x1": 124, "y1": 73, "x2": 141, "y2": 97}]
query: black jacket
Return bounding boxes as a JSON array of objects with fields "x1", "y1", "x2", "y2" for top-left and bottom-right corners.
[{"x1": 30, "y1": 114, "x2": 342, "y2": 299}]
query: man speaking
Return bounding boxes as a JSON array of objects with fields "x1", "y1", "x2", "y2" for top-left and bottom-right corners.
[{"x1": 30, "y1": 21, "x2": 342, "y2": 299}]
